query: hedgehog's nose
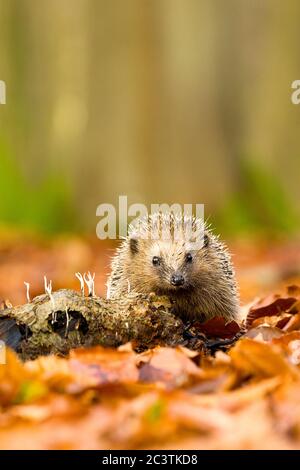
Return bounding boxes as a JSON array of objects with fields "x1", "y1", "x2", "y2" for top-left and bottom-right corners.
[{"x1": 171, "y1": 273, "x2": 184, "y2": 287}]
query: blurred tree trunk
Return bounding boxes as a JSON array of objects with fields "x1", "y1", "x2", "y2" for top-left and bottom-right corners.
[{"x1": 0, "y1": 0, "x2": 299, "y2": 230}]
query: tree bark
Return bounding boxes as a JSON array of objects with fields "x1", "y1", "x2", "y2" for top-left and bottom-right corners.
[{"x1": 0, "y1": 289, "x2": 185, "y2": 360}]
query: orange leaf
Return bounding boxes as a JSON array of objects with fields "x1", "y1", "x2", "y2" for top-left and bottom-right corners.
[{"x1": 229, "y1": 338, "x2": 298, "y2": 378}]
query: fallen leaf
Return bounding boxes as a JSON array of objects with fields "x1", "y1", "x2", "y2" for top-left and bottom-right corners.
[
  {"x1": 138, "y1": 347, "x2": 203, "y2": 388},
  {"x1": 229, "y1": 338, "x2": 297, "y2": 378},
  {"x1": 246, "y1": 295, "x2": 297, "y2": 328},
  {"x1": 283, "y1": 313, "x2": 300, "y2": 332},
  {"x1": 246, "y1": 325, "x2": 283, "y2": 342},
  {"x1": 69, "y1": 346, "x2": 139, "y2": 389},
  {"x1": 13, "y1": 380, "x2": 48, "y2": 405},
  {"x1": 195, "y1": 317, "x2": 241, "y2": 339},
  {"x1": 0, "y1": 349, "x2": 32, "y2": 405},
  {"x1": 251, "y1": 313, "x2": 292, "y2": 329}
]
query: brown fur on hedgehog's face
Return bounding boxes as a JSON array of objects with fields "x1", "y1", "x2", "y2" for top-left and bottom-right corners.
[{"x1": 127, "y1": 233, "x2": 213, "y2": 295}]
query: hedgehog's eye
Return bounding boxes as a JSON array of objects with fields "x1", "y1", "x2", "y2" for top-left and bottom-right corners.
[
  {"x1": 152, "y1": 256, "x2": 161, "y2": 266},
  {"x1": 185, "y1": 253, "x2": 193, "y2": 263}
]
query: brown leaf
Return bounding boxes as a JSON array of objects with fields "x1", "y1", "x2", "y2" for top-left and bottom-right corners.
[
  {"x1": 138, "y1": 347, "x2": 203, "y2": 388},
  {"x1": 69, "y1": 346, "x2": 139, "y2": 389},
  {"x1": 194, "y1": 317, "x2": 241, "y2": 339},
  {"x1": 246, "y1": 295, "x2": 297, "y2": 328},
  {"x1": 28, "y1": 347, "x2": 140, "y2": 393},
  {"x1": 251, "y1": 313, "x2": 292, "y2": 329}
]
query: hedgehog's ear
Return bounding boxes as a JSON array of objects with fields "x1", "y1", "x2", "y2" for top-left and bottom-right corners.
[
  {"x1": 130, "y1": 238, "x2": 139, "y2": 255},
  {"x1": 203, "y1": 233, "x2": 209, "y2": 248}
]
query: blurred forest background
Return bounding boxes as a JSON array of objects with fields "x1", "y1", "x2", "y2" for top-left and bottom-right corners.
[{"x1": 0, "y1": 0, "x2": 299, "y2": 237}]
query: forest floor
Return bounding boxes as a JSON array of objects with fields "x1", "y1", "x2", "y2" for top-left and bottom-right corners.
[{"x1": 0, "y1": 232, "x2": 300, "y2": 450}]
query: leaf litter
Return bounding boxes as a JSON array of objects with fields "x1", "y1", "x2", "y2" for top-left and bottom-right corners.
[{"x1": 0, "y1": 237, "x2": 300, "y2": 449}]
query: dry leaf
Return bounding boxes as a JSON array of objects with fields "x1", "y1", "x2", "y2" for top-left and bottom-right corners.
[
  {"x1": 230, "y1": 338, "x2": 297, "y2": 378},
  {"x1": 246, "y1": 295, "x2": 297, "y2": 328},
  {"x1": 195, "y1": 317, "x2": 241, "y2": 339}
]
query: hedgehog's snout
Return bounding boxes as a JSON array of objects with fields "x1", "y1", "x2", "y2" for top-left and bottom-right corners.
[{"x1": 170, "y1": 272, "x2": 185, "y2": 287}]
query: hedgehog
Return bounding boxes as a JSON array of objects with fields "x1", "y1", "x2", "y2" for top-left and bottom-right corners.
[{"x1": 107, "y1": 212, "x2": 239, "y2": 322}]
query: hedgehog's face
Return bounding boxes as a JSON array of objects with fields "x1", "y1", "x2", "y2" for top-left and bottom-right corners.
[{"x1": 128, "y1": 233, "x2": 210, "y2": 294}]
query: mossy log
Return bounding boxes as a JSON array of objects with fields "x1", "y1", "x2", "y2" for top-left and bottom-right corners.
[{"x1": 0, "y1": 289, "x2": 186, "y2": 360}]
